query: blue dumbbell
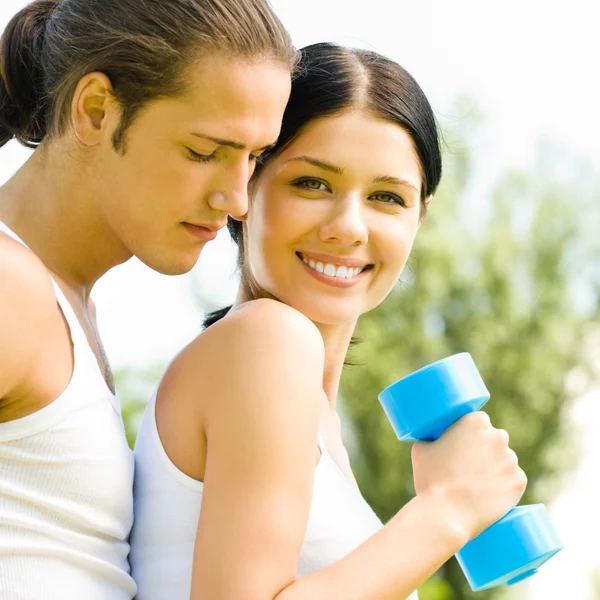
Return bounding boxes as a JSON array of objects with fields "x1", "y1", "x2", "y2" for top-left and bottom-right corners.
[{"x1": 378, "y1": 352, "x2": 563, "y2": 591}]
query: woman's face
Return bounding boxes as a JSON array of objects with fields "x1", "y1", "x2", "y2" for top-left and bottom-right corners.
[
  {"x1": 245, "y1": 110, "x2": 428, "y2": 326},
  {"x1": 90, "y1": 55, "x2": 291, "y2": 275}
]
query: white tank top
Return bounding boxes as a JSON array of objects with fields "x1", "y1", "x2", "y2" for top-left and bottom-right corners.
[
  {"x1": 0, "y1": 222, "x2": 136, "y2": 600},
  {"x1": 130, "y1": 392, "x2": 419, "y2": 600}
]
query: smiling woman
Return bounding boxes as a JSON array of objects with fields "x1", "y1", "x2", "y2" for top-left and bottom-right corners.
[
  {"x1": 234, "y1": 108, "x2": 421, "y2": 325},
  {"x1": 241, "y1": 110, "x2": 426, "y2": 323},
  {"x1": 130, "y1": 42, "x2": 527, "y2": 600}
]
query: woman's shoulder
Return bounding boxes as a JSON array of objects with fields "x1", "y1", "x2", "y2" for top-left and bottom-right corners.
[
  {"x1": 155, "y1": 300, "x2": 326, "y2": 472},
  {"x1": 160, "y1": 299, "x2": 325, "y2": 410},
  {"x1": 199, "y1": 298, "x2": 323, "y2": 361}
]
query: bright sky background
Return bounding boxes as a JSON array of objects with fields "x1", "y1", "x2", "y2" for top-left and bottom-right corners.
[{"x1": 1, "y1": 1, "x2": 599, "y2": 598}]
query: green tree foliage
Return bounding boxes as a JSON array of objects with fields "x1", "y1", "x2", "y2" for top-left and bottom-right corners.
[{"x1": 341, "y1": 115, "x2": 599, "y2": 599}]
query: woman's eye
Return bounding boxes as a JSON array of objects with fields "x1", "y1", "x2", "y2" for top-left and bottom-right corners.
[
  {"x1": 371, "y1": 191, "x2": 405, "y2": 206},
  {"x1": 187, "y1": 148, "x2": 215, "y2": 163},
  {"x1": 292, "y1": 177, "x2": 328, "y2": 191}
]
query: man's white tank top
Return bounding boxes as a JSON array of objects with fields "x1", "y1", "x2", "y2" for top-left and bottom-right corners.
[
  {"x1": 0, "y1": 222, "x2": 136, "y2": 599},
  {"x1": 130, "y1": 392, "x2": 419, "y2": 600}
]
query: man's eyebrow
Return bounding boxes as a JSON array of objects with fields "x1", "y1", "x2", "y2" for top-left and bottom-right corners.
[
  {"x1": 191, "y1": 133, "x2": 275, "y2": 153},
  {"x1": 373, "y1": 174, "x2": 420, "y2": 193},
  {"x1": 286, "y1": 156, "x2": 344, "y2": 174},
  {"x1": 191, "y1": 133, "x2": 245, "y2": 150}
]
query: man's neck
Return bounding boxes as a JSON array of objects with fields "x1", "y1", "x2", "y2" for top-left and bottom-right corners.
[{"x1": 0, "y1": 144, "x2": 132, "y2": 295}]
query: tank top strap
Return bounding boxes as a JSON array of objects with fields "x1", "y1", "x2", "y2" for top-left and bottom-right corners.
[
  {"x1": 0, "y1": 220, "x2": 87, "y2": 347},
  {"x1": 46, "y1": 278, "x2": 88, "y2": 347}
]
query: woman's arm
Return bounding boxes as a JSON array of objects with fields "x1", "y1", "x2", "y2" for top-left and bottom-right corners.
[
  {"x1": 188, "y1": 300, "x2": 526, "y2": 600},
  {"x1": 277, "y1": 491, "x2": 465, "y2": 600},
  {"x1": 277, "y1": 411, "x2": 526, "y2": 600},
  {"x1": 189, "y1": 299, "x2": 326, "y2": 600}
]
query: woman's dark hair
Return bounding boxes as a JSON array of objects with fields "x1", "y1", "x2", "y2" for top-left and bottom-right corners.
[
  {"x1": 204, "y1": 42, "x2": 442, "y2": 330},
  {"x1": 0, "y1": 0, "x2": 295, "y2": 150}
]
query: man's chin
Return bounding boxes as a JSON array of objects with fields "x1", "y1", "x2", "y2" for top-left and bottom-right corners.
[{"x1": 140, "y1": 249, "x2": 203, "y2": 276}]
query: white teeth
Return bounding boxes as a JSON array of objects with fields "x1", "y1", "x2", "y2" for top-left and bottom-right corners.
[
  {"x1": 300, "y1": 254, "x2": 365, "y2": 279},
  {"x1": 324, "y1": 263, "x2": 336, "y2": 277}
]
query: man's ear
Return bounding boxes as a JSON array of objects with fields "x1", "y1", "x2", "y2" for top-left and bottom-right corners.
[{"x1": 70, "y1": 72, "x2": 119, "y2": 147}]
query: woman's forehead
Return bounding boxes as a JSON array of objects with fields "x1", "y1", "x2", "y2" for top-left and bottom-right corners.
[{"x1": 274, "y1": 111, "x2": 422, "y2": 189}]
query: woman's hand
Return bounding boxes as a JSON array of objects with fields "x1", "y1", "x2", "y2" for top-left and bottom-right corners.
[{"x1": 412, "y1": 411, "x2": 527, "y2": 542}]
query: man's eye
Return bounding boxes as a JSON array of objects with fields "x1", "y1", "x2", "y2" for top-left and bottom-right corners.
[{"x1": 187, "y1": 148, "x2": 215, "y2": 163}]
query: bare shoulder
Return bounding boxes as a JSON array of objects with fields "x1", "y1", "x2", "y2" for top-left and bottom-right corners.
[
  {"x1": 161, "y1": 299, "x2": 325, "y2": 418},
  {"x1": 0, "y1": 234, "x2": 59, "y2": 330},
  {"x1": 209, "y1": 298, "x2": 324, "y2": 357},
  {"x1": 0, "y1": 232, "x2": 56, "y2": 297},
  {"x1": 0, "y1": 236, "x2": 59, "y2": 317},
  {"x1": 0, "y1": 235, "x2": 61, "y2": 397}
]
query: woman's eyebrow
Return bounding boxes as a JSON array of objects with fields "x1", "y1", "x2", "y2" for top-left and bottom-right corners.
[
  {"x1": 286, "y1": 156, "x2": 344, "y2": 174},
  {"x1": 286, "y1": 156, "x2": 420, "y2": 192},
  {"x1": 373, "y1": 174, "x2": 420, "y2": 193}
]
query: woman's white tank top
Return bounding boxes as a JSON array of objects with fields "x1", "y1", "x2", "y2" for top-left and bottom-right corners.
[
  {"x1": 0, "y1": 222, "x2": 136, "y2": 599},
  {"x1": 130, "y1": 392, "x2": 419, "y2": 600}
]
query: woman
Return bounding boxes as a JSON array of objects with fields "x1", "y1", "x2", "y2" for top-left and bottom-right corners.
[
  {"x1": 0, "y1": 0, "x2": 293, "y2": 598},
  {"x1": 130, "y1": 43, "x2": 526, "y2": 599}
]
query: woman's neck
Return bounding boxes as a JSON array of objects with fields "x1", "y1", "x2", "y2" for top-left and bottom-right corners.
[
  {"x1": 315, "y1": 320, "x2": 356, "y2": 410},
  {"x1": 0, "y1": 142, "x2": 132, "y2": 296}
]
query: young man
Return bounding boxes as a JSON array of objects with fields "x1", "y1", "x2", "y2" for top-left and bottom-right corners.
[{"x1": 0, "y1": 0, "x2": 294, "y2": 597}]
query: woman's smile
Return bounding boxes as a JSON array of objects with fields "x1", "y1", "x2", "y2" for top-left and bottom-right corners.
[{"x1": 296, "y1": 251, "x2": 373, "y2": 288}]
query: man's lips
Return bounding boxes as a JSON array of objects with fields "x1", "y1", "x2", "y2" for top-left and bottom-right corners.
[{"x1": 182, "y1": 222, "x2": 225, "y2": 241}]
